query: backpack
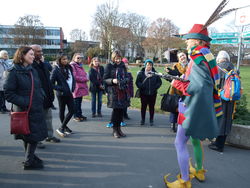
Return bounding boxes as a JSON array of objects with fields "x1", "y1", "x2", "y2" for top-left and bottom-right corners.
[{"x1": 219, "y1": 68, "x2": 242, "y2": 101}]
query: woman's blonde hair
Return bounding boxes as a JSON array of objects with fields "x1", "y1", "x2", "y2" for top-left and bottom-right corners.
[
  {"x1": 89, "y1": 57, "x2": 100, "y2": 67},
  {"x1": 72, "y1": 53, "x2": 82, "y2": 61}
]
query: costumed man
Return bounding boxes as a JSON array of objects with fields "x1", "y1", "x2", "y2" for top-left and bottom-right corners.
[{"x1": 164, "y1": 23, "x2": 223, "y2": 187}]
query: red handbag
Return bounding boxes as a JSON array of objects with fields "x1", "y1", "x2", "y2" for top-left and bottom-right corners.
[{"x1": 10, "y1": 72, "x2": 34, "y2": 135}]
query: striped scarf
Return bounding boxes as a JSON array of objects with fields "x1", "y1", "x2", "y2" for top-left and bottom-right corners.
[{"x1": 189, "y1": 45, "x2": 223, "y2": 117}]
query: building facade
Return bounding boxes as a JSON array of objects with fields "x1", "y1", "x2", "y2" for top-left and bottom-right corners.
[{"x1": 0, "y1": 25, "x2": 65, "y2": 56}]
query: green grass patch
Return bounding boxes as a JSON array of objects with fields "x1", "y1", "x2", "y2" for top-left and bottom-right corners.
[{"x1": 83, "y1": 64, "x2": 250, "y2": 124}]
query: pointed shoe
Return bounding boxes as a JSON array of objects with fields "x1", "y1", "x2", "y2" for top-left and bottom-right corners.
[
  {"x1": 189, "y1": 158, "x2": 207, "y2": 182},
  {"x1": 164, "y1": 173, "x2": 193, "y2": 188}
]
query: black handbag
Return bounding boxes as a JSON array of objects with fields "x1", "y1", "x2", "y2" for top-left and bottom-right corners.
[{"x1": 161, "y1": 86, "x2": 179, "y2": 113}]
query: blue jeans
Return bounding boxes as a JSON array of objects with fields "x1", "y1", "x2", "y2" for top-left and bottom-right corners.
[
  {"x1": 74, "y1": 97, "x2": 83, "y2": 118},
  {"x1": 91, "y1": 91, "x2": 103, "y2": 114}
]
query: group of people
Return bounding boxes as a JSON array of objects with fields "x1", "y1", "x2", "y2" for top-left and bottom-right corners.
[{"x1": 0, "y1": 26, "x2": 236, "y2": 188}]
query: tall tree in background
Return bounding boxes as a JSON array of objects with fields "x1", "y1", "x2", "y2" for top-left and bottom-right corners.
[
  {"x1": 124, "y1": 13, "x2": 148, "y2": 58},
  {"x1": 10, "y1": 15, "x2": 45, "y2": 45},
  {"x1": 144, "y1": 18, "x2": 179, "y2": 63},
  {"x1": 91, "y1": 1, "x2": 120, "y2": 60},
  {"x1": 70, "y1": 29, "x2": 87, "y2": 42}
]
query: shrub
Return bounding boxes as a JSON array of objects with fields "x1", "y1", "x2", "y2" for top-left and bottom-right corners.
[{"x1": 233, "y1": 94, "x2": 250, "y2": 125}]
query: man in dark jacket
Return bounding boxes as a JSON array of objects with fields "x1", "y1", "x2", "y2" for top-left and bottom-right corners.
[{"x1": 31, "y1": 45, "x2": 60, "y2": 147}]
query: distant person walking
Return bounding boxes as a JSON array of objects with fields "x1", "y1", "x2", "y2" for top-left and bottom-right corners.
[
  {"x1": 89, "y1": 57, "x2": 105, "y2": 117},
  {"x1": 70, "y1": 53, "x2": 89, "y2": 122},
  {"x1": 208, "y1": 50, "x2": 235, "y2": 152},
  {"x1": 104, "y1": 50, "x2": 130, "y2": 138},
  {"x1": 51, "y1": 53, "x2": 75, "y2": 137},
  {"x1": 4, "y1": 46, "x2": 47, "y2": 170},
  {"x1": 136, "y1": 59, "x2": 162, "y2": 126}
]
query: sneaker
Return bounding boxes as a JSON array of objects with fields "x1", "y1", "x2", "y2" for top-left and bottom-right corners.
[
  {"x1": 37, "y1": 142, "x2": 45, "y2": 149},
  {"x1": 120, "y1": 122, "x2": 126, "y2": 127},
  {"x1": 97, "y1": 113, "x2": 103, "y2": 117},
  {"x1": 92, "y1": 114, "x2": 96, "y2": 118},
  {"x1": 106, "y1": 123, "x2": 113, "y2": 128},
  {"x1": 65, "y1": 127, "x2": 73, "y2": 135},
  {"x1": 45, "y1": 137, "x2": 60, "y2": 143},
  {"x1": 56, "y1": 128, "x2": 66, "y2": 137},
  {"x1": 73, "y1": 117, "x2": 83, "y2": 122}
]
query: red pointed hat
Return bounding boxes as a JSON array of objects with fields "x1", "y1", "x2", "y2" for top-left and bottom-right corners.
[{"x1": 183, "y1": 24, "x2": 212, "y2": 42}]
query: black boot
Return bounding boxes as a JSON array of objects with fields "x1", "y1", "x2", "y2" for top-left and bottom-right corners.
[
  {"x1": 171, "y1": 123, "x2": 177, "y2": 132},
  {"x1": 140, "y1": 119, "x2": 145, "y2": 126},
  {"x1": 112, "y1": 127, "x2": 120, "y2": 138},
  {"x1": 118, "y1": 126, "x2": 126, "y2": 137}
]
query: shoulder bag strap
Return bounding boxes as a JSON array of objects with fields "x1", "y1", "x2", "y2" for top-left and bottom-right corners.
[{"x1": 27, "y1": 71, "x2": 34, "y2": 113}]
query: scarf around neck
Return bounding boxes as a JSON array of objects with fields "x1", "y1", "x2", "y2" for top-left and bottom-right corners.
[{"x1": 189, "y1": 45, "x2": 223, "y2": 117}]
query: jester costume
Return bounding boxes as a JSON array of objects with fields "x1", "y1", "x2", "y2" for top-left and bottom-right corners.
[{"x1": 165, "y1": 44, "x2": 222, "y2": 187}]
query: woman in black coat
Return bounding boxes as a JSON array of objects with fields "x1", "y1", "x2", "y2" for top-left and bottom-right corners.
[
  {"x1": 51, "y1": 53, "x2": 75, "y2": 137},
  {"x1": 104, "y1": 51, "x2": 130, "y2": 138},
  {"x1": 4, "y1": 46, "x2": 47, "y2": 170},
  {"x1": 89, "y1": 57, "x2": 105, "y2": 117},
  {"x1": 208, "y1": 50, "x2": 235, "y2": 152},
  {"x1": 136, "y1": 59, "x2": 162, "y2": 126}
]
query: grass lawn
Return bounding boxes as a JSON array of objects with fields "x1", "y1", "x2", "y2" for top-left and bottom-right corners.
[{"x1": 83, "y1": 64, "x2": 250, "y2": 113}]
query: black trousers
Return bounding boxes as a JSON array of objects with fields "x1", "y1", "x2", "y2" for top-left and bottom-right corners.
[
  {"x1": 111, "y1": 108, "x2": 124, "y2": 129},
  {"x1": 215, "y1": 135, "x2": 227, "y2": 149},
  {"x1": 23, "y1": 141, "x2": 37, "y2": 163},
  {"x1": 57, "y1": 95, "x2": 74, "y2": 129},
  {"x1": 0, "y1": 91, "x2": 7, "y2": 110},
  {"x1": 140, "y1": 94, "x2": 157, "y2": 121}
]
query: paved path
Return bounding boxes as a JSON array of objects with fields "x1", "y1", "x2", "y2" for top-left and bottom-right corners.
[{"x1": 0, "y1": 100, "x2": 250, "y2": 188}]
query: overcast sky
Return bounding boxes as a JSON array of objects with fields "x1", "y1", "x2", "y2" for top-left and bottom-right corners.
[{"x1": 0, "y1": 0, "x2": 248, "y2": 41}]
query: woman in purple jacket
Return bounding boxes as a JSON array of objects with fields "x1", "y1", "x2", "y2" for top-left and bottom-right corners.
[{"x1": 70, "y1": 53, "x2": 89, "y2": 122}]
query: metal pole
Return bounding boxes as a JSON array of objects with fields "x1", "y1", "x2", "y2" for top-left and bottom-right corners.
[{"x1": 236, "y1": 26, "x2": 244, "y2": 71}]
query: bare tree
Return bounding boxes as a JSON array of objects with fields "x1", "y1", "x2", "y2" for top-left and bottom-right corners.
[
  {"x1": 70, "y1": 29, "x2": 87, "y2": 42},
  {"x1": 144, "y1": 18, "x2": 179, "y2": 63},
  {"x1": 91, "y1": 1, "x2": 120, "y2": 60},
  {"x1": 10, "y1": 15, "x2": 45, "y2": 45},
  {"x1": 124, "y1": 13, "x2": 149, "y2": 58}
]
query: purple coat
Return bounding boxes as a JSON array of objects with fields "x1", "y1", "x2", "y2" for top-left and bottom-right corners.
[{"x1": 70, "y1": 62, "x2": 89, "y2": 98}]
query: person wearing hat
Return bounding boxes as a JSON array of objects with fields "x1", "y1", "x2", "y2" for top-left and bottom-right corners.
[
  {"x1": 208, "y1": 50, "x2": 234, "y2": 152},
  {"x1": 164, "y1": 24, "x2": 222, "y2": 187},
  {"x1": 135, "y1": 59, "x2": 162, "y2": 126}
]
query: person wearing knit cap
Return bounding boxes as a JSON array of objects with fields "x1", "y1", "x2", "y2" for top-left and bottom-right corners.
[
  {"x1": 164, "y1": 24, "x2": 222, "y2": 187},
  {"x1": 136, "y1": 59, "x2": 162, "y2": 126},
  {"x1": 208, "y1": 50, "x2": 234, "y2": 152}
]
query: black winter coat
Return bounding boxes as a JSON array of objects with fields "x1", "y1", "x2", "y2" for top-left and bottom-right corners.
[
  {"x1": 32, "y1": 60, "x2": 54, "y2": 109},
  {"x1": 136, "y1": 67, "x2": 162, "y2": 96},
  {"x1": 50, "y1": 64, "x2": 76, "y2": 97},
  {"x1": 89, "y1": 66, "x2": 105, "y2": 93},
  {"x1": 103, "y1": 62, "x2": 130, "y2": 109},
  {"x1": 4, "y1": 64, "x2": 48, "y2": 142}
]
